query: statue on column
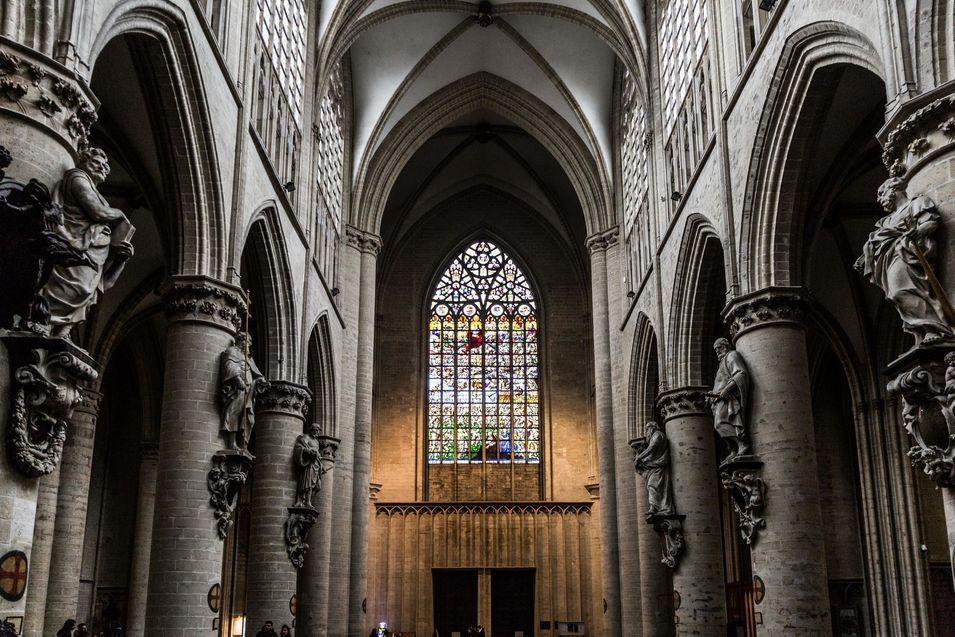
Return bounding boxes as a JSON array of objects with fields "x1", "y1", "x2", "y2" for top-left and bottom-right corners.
[
  {"x1": 634, "y1": 422, "x2": 675, "y2": 521},
  {"x1": 855, "y1": 177, "x2": 953, "y2": 347},
  {"x1": 40, "y1": 147, "x2": 135, "y2": 338},
  {"x1": 708, "y1": 337, "x2": 751, "y2": 464},
  {"x1": 293, "y1": 422, "x2": 323, "y2": 508},
  {"x1": 219, "y1": 332, "x2": 269, "y2": 451}
]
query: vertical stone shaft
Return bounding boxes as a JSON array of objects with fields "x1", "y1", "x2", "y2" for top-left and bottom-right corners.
[
  {"x1": 726, "y1": 288, "x2": 831, "y2": 634},
  {"x1": 246, "y1": 382, "x2": 311, "y2": 631},
  {"x1": 143, "y1": 276, "x2": 246, "y2": 636},
  {"x1": 349, "y1": 233, "x2": 380, "y2": 637},
  {"x1": 22, "y1": 464, "x2": 60, "y2": 637},
  {"x1": 586, "y1": 230, "x2": 622, "y2": 635},
  {"x1": 658, "y1": 388, "x2": 727, "y2": 634},
  {"x1": 125, "y1": 442, "x2": 159, "y2": 637},
  {"x1": 44, "y1": 389, "x2": 101, "y2": 630},
  {"x1": 298, "y1": 434, "x2": 338, "y2": 637},
  {"x1": 637, "y1": 478, "x2": 673, "y2": 636}
]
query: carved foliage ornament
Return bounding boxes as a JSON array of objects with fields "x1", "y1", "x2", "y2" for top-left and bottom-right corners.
[
  {"x1": 285, "y1": 507, "x2": 319, "y2": 569},
  {"x1": 3, "y1": 337, "x2": 98, "y2": 477},
  {"x1": 257, "y1": 382, "x2": 312, "y2": 419},
  {"x1": 882, "y1": 95, "x2": 955, "y2": 176},
  {"x1": 207, "y1": 450, "x2": 254, "y2": 539},
  {"x1": 724, "y1": 287, "x2": 809, "y2": 337},
  {"x1": 656, "y1": 388, "x2": 709, "y2": 421},
  {"x1": 720, "y1": 467, "x2": 766, "y2": 545},
  {"x1": 344, "y1": 226, "x2": 382, "y2": 256},
  {"x1": 164, "y1": 278, "x2": 246, "y2": 331},
  {"x1": 653, "y1": 516, "x2": 685, "y2": 569},
  {"x1": 585, "y1": 228, "x2": 620, "y2": 254}
]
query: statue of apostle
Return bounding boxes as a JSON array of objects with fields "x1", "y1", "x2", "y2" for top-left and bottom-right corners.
[
  {"x1": 708, "y1": 337, "x2": 750, "y2": 463},
  {"x1": 293, "y1": 422, "x2": 323, "y2": 508},
  {"x1": 634, "y1": 422, "x2": 675, "y2": 521},
  {"x1": 855, "y1": 177, "x2": 953, "y2": 346},
  {"x1": 219, "y1": 332, "x2": 269, "y2": 451},
  {"x1": 40, "y1": 147, "x2": 135, "y2": 338}
]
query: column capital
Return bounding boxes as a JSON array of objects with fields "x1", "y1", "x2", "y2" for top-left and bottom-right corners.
[
  {"x1": 656, "y1": 387, "x2": 711, "y2": 422},
  {"x1": 256, "y1": 380, "x2": 312, "y2": 420},
  {"x1": 317, "y1": 434, "x2": 340, "y2": 466},
  {"x1": 161, "y1": 275, "x2": 247, "y2": 332},
  {"x1": 344, "y1": 225, "x2": 382, "y2": 256},
  {"x1": 141, "y1": 440, "x2": 160, "y2": 462},
  {"x1": 881, "y1": 91, "x2": 955, "y2": 177},
  {"x1": 585, "y1": 227, "x2": 620, "y2": 254},
  {"x1": 722, "y1": 286, "x2": 812, "y2": 339}
]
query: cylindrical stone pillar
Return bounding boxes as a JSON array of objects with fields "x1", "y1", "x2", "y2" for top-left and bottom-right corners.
[
  {"x1": 22, "y1": 463, "x2": 61, "y2": 637},
  {"x1": 298, "y1": 434, "x2": 339, "y2": 637},
  {"x1": 246, "y1": 381, "x2": 312, "y2": 631},
  {"x1": 44, "y1": 389, "x2": 101, "y2": 631},
  {"x1": 636, "y1": 478, "x2": 674, "y2": 636},
  {"x1": 724, "y1": 287, "x2": 831, "y2": 634},
  {"x1": 143, "y1": 275, "x2": 247, "y2": 635},
  {"x1": 657, "y1": 387, "x2": 727, "y2": 634},
  {"x1": 348, "y1": 231, "x2": 380, "y2": 637},
  {"x1": 585, "y1": 229, "x2": 622, "y2": 635},
  {"x1": 125, "y1": 441, "x2": 159, "y2": 637}
]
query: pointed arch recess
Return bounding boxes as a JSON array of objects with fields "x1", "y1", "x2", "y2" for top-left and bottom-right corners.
[
  {"x1": 307, "y1": 314, "x2": 337, "y2": 436},
  {"x1": 629, "y1": 311, "x2": 660, "y2": 440},
  {"x1": 737, "y1": 22, "x2": 885, "y2": 293}
]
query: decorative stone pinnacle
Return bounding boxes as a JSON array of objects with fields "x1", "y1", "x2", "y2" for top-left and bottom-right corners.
[{"x1": 722, "y1": 286, "x2": 811, "y2": 338}]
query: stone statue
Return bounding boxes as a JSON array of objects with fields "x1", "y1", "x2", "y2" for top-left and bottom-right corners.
[
  {"x1": 40, "y1": 147, "x2": 135, "y2": 338},
  {"x1": 634, "y1": 422, "x2": 675, "y2": 521},
  {"x1": 708, "y1": 337, "x2": 750, "y2": 463},
  {"x1": 293, "y1": 422, "x2": 323, "y2": 508},
  {"x1": 855, "y1": 177, "x2": 953, "y2": 346},
  {"x1": 219, "y1": 332, "x2": 268, "y2": 450}
]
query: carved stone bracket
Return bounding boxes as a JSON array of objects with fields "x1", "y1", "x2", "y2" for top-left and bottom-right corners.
[
  {"x1": 207, "y1": 449, "x2": 255, "y2": 539},
  {"x1": 0, "y1": 44, "x2": 99, "y2": 150},
  {"x1": 719, "y1": 458, "x2": 766, "y2": 545},
  {"x1": 656, "y1": 387, "x2": 710, "y2": 422},
  {"x1": 886, "y1": 348, "x2": 955, "y2": 487},
  {"x1": 723, "y1": 287, "x2": 811, "y2": 339},
  {"x1": 257, "y1": 381, "x2": 312, "y2": 420},
  {"x1": 649, "y1": 514, "x2": 686, "y2": 569},
  {"x1": 1, "y1": 333, "x2": 97, "y2": 477},
  {"x1": 285, "y1": 505, "x2": 319, "y2": 569},
  {"x1": 163, "y1": 276, "x2": 247, "y2": 332}
]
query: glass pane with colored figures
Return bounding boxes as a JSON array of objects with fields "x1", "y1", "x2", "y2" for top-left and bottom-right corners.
[{"x1": 427, "y1": 241, "x2": 540, "y2": 464}]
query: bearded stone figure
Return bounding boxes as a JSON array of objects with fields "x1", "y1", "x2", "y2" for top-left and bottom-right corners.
[
  {"x1": 856, "y1": 177, "x2": 953, "y2": 346},
  {"x1": 219, "y1": 332, "x2": 269, "y2": 451},
  {"x1": 293, "y1": 422, "x2": 323, "y2": 508},
  {"x1": 40, "y1": 147, "x2": 135, "y2": 338},
  {"x1": 634, "y1": 421, "x2": 675, "y2": 521},
  {"x1": 708, "y1": 337, "x2": 750, "y2": 463}
]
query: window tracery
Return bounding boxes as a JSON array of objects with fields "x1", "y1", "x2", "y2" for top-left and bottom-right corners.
[
  {"x1": 620, "y1": 70, "x2": 652, "y2": 294},
  {"x1": 316, "y1": 62, "x2": 344, "y2": 287},
  {"x1": 427, "y1": 241, "x2": 540, "y2": 465}
]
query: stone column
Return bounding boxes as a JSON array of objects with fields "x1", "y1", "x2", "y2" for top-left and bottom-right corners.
[
  {"x1": 246, "y1": 381, "x2": 311, "y2": 631},
  {"x1": 585, "y1": 229, "x2": 622, "y2": 635},
  {"x1": 143, "y1": 276, "x2": 246, "y2": 635},
  {"x1": 125, "y1": 441, "x2": 159, "y2": 637},
  {"x1": 657, "y1": 388, "x2": 727, "y2": 634},
  {"x1": 636, "y1": 474, "x2": 674, "y2": 636},
  {"x1": 297, "y1": 435, "x2": 339, "y2": 637},
  {"x1": 44, "y1": 389, "x2": 101, "y2": 631},
  {"x1": 22, "y1": 464, "x2": 61, "y2": 637},
  {"x1": 724, "y1": 287, "x2": 831, "y2": 634},
  {"x1": 348, "y1": 229, "x2": 380, "y2": 637}
]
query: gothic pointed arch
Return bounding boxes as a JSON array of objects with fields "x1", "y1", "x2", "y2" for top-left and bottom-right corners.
[
  {"x1": 629, "y1": 311, "x2": 660, "y2": 436},
  {"x1": 307, "y1": 314, "x2": 337, "y2": 436}
]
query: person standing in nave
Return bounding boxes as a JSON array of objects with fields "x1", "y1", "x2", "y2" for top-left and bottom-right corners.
[
  {"x1": 55, "y1": 620, "x2": 76, "y2": 637},
  {"x1": 280, "y1": 625, "x2": 292, "y2": 636},
  {"x1": 75, "y1": 623, "x2": 90, "y2": 637},
  {"x1": 255, "y1": 621, "x2": 278, "y2": 637}
]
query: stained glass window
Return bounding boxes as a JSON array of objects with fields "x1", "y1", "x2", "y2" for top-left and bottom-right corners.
[{"x1": 427, "y1": 241, "x2": 540, "y2": 465}]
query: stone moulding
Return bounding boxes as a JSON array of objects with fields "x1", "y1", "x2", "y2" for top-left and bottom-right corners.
[
  {"x1": 719, "y1": 458, "x2": 767, "y2": 545},
  {"x1": 207, "y1": 449, "x2": 255, "y2": 539},
  {"x1": 285, "y1": 505, "x2": 319, "y2": 569},
  {"x1": 2, "y1": 333, "x2": 97, "y2": 477},
  {"x1": 374, "y1": 501, "x2": 593, "y2": 516},
  {"x1": 886, "y1": 348, "x2": 955, "y2": 488}
]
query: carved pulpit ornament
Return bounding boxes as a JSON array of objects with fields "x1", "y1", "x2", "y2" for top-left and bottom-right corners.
[
  {"x1": 208, "y1": 296, "x2": 266, "y2": 539},
  {"x1": 632, "y1": 422, "x2": 685, "y2": 569},
  {"x1": 0, "y1": 148, "x2": 109, "y2": 477},
  {"x1": 286, "y1": 428, "x2": 338, "y2": 568},
  {"x1": 708, "y1": 337, "x2": 767, "y2": 545}
]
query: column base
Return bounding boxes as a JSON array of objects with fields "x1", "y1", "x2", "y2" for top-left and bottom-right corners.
[{"x1": 207, "y1": 449, "x2": 255, "y2": 539}]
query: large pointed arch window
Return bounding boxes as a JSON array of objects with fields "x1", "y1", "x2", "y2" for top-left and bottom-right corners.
[{"x1": 427, "y1": 240, "x2": 540, "y2": 465}]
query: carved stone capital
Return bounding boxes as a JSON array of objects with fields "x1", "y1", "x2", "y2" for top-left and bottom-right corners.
[
  {"x1": 719, "y1": 459, "x2": 766, "y2": 545},
  {"x1": 141, "y1": 440, "x2": 160, "y2": 462},
  {"x1": 723, "y1": 287, "x2": 811, "y2": 338},
  {"x1": 585, "y1": 228, "x2": 620, "y2": 254},
  {"x1": 207, "y1": 449, "x2": 255, "y2": 539},
  {"x1": 344, "y1": 226, "x2": 382, "y2": 256},
  {"x1": 881, "y1": 93, "x2": 955, "y2": 178},
  {"x1": 162, "y1": 275, "x2": 247, "y2": 332},
  {"x1": 1, "y1": 333, "x2": 98, "y2": 477},
  {"x1": 318, "y1": 434, "x2": 340, "y2": 469},
  {"x1": 0, "y1": 43, "x2": 99, "y2": 153},
  {"x1": 649, "y1": 514, "x2": 686, "y2": 569},
  {"x1": 886, "y1": 347, "x2": 955, "y2": 487},
  {"x1": 656, "y1": 387, "x2": 710, "y2": 422},
  {"x1": 256, "y1": 381, "x2": 312, "y2": 419},
  {"x1": 285, "y1": 505, "x2": 319, "y2": 568}
]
